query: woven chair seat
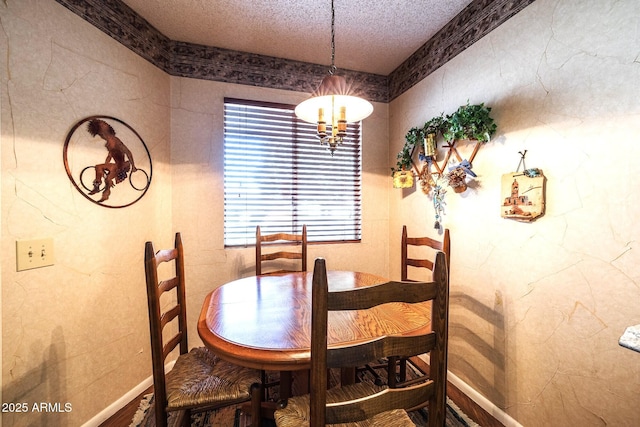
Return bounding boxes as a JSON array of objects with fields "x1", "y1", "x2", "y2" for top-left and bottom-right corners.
[
  {"x1": 274, "y1": 382, "x2": 415, "y2": 426},
  {"x1": 166, "y1": 347, "x2": 260, "y2": 410}
]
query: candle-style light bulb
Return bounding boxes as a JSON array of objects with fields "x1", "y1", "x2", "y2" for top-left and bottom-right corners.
[
  {"x1": 317, "y1": 108, "x2": 327, "y2": 138},
  {"x1": 337, "y1": 106, "x2": 347, "y2": 138}
]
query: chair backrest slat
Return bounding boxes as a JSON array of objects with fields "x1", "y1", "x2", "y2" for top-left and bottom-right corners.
[
  {"x1": 153, "y1": 247, "x2": 178, "y2": 264},
  {"x1": 406, "y1": 258, "x2": 434, "y2": 269},
  {"x1": 309, "y1": 253, "x2": 449, "y2": 427},
  {"x1": 261, "y1": 251, "x2": 302, "y2": 261},
  {"x1": 260, "y1": 232, "x2": 301, "y2": 242},
  {"x1": 326, "y1": 333, "x2": 436, "y2": 368},
  {"x1": 158, "y1": 277, "x2": 179, "y2": 294},
  {"x1": 160, "y1": 304, "x2": 181, "y2": 329},
  {"x1": 256, "y1": 225, "x2": 307, "y2": 275},
  {"x1": 162, "y1": 332, "x2": 184, "y2": 360},
  {"x1": 406, "y1": 236, "x2": 443, "y2": 248},
  {"x1": 325, "y1": 381, "x2": 435, "y2": 424},
  {"x1": 327, "y1": 280, "x2": 438, "y2": 310}
]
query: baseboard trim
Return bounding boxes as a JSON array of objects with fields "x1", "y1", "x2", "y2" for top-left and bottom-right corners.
[
  {"x1": 81, "y1": 361, "x2": 175, "y2": 427},
  {"x1": 408, "y1": 356, "x2": 521, "y2": 427},
  {"x1": 81, "y1": 376, "x2": 153, "y2": 427},
  {"x1": 447, "y1": 371, "x2": 523, "y2": 427}
]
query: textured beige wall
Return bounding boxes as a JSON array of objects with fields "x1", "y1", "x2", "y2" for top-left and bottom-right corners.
[
  {"x1": 389, "y1": 0, "x2": 640, "y2": 426},
  {"x1": 0, "y1": 1, "x2": 172, "y2": 425},
  {"x1": 7, "y1": 0, "x2": 639, "y2": 426}
]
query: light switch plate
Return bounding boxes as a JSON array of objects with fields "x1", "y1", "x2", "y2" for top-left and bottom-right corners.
[{"x1": 16, "y1": 238, "x2": 54, "y2": 271}]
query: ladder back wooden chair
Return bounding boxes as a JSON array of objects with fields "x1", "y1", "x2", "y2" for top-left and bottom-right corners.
[
  {"x1": 381, "y1": 225, "x2": 451, "y2": 388},
  {"x1": 274, "y1": 254, "x2": 450, "y2": 427},
  {"x1": 255, "y1": 225, "x2": 307, "y2": 276},
  {"x1": 402, "y1": 225, "x2": 450, "y2": 281},
  {"x1": 145, "y1": 233, "x2": 261, "y2": 427},
  {"x1": 364, "y1": 226, "x2": 452, "y2": 388}
]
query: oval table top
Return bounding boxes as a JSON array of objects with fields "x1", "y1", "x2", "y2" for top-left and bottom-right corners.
[{"x1": 197, "y1": 270, "x2": 433, "y2": 371}]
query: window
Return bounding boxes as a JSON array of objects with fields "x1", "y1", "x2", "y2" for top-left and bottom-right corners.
[{"x1": 223, "y1": 98, "x2": 362, "y2": 247}]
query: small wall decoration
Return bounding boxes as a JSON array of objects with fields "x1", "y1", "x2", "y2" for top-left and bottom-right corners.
[
  {"x1": 391, "y1": 102, "x2": 497, "y2": 229},
  {"x1": 501, "y1": 151, "x2": 545, "y2": 222},
  {"x1": 63, "y1": 116, "x2": 152, "y2": 208},
  {"x1": 392, "y1": 169, "x2": 414, "y2": 188}
]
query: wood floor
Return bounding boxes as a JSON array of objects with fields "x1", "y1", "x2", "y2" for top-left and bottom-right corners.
[
  {"x1": 409, "y1": 357, "x2": 504, "y2": 427},
  {"x1": 99, "y1": 386, "x2": 152, "y2": 427}
]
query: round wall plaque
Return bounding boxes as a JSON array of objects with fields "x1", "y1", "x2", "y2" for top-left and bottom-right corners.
[{"x1": 63, "y1": 116, "x2": 152, "y2": 208}]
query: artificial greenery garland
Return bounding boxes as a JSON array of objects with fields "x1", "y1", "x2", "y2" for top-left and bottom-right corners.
[{"x1": 392, "y1": 102, "x2": 496, "y2": 175}]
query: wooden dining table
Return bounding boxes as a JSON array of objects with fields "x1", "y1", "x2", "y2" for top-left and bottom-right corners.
[{"x1": 197, "y1": 270, "x2": 433, "y2": 410}]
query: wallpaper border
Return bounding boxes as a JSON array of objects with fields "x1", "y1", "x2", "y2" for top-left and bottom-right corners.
[{"x1": 54, "y1": 0, "x2": 535, "y2": 103}]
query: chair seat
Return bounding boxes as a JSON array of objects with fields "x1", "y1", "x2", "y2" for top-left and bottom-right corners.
[
  {"x1": 166, "y1": 347, "x2": 260, "y2": 410},
  {"x1": 274, "y1": 382, "x2": 416, "y2": 427}
]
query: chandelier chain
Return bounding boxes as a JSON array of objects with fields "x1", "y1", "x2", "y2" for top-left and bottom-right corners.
[{"x1": 330, "y1": 0, "x2": 336, "y2": 74}]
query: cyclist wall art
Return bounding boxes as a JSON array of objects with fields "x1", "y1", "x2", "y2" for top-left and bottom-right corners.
[{"x1": 63, "y1": 116, "x2": 152, "y2": 208}]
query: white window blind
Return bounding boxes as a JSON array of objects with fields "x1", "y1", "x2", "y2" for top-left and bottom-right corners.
[{"x1": 223, "y1": 98, "x2": 362, "y2": 247}]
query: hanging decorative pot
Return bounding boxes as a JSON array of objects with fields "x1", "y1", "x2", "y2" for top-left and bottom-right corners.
[
  {"x1": 393, "y1": 169, "x2": 414, "y2": 188},
  {"x1": 424, "y1": 133, "x2": 437, "y2": 158},
  {"x1": 445, "y1": 166, "x2": 468, "y2": 194},
  {"x1": 453, "y1": 182, "x2": 467, "y2": 193}
]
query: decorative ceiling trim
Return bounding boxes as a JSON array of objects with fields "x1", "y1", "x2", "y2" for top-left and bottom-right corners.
[
  {"x1": 56, "y1": 0, "x2": 173, "y2": 70},
  {"x1": 388, "y1": 0, "x2": 536, "y2": 101},
  {"x1": 169, "y1": 41, "x2": 390, "y2": 103},
  {"x1": 54, "y1": 0, "x2": 535, "y2": 104},
  {"x1": 54, "y1": 0, "x2": 390, "y2": 102}
]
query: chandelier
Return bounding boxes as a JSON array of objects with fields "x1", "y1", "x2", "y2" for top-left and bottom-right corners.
[{"x1": 294, "y1": 0, "x2": 373, "y2": 155}]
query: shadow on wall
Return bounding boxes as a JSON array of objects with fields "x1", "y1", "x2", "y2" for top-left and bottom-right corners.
[
  {"x1": 449, "y1": 291, "x2": 508, "y2": 409},
  {"x1": 2, "y1": 327, "x2": 68, "y2": 426},
  {"x1": 231, "y1": 250, "x2": 254, "y2": 279}
]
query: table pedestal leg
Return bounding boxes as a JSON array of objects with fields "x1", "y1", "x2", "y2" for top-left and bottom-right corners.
[
  {"x1": 341, "y1": 367, "x2": 356, "y2": 386},
  {"x1": 279, "y1": 370, "x2": 292, "y2": 401}
]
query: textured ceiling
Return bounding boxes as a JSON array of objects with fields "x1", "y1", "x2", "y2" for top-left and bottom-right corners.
[{"x1": 121, "y1": 0, "x2": 473, "y2": 76}]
